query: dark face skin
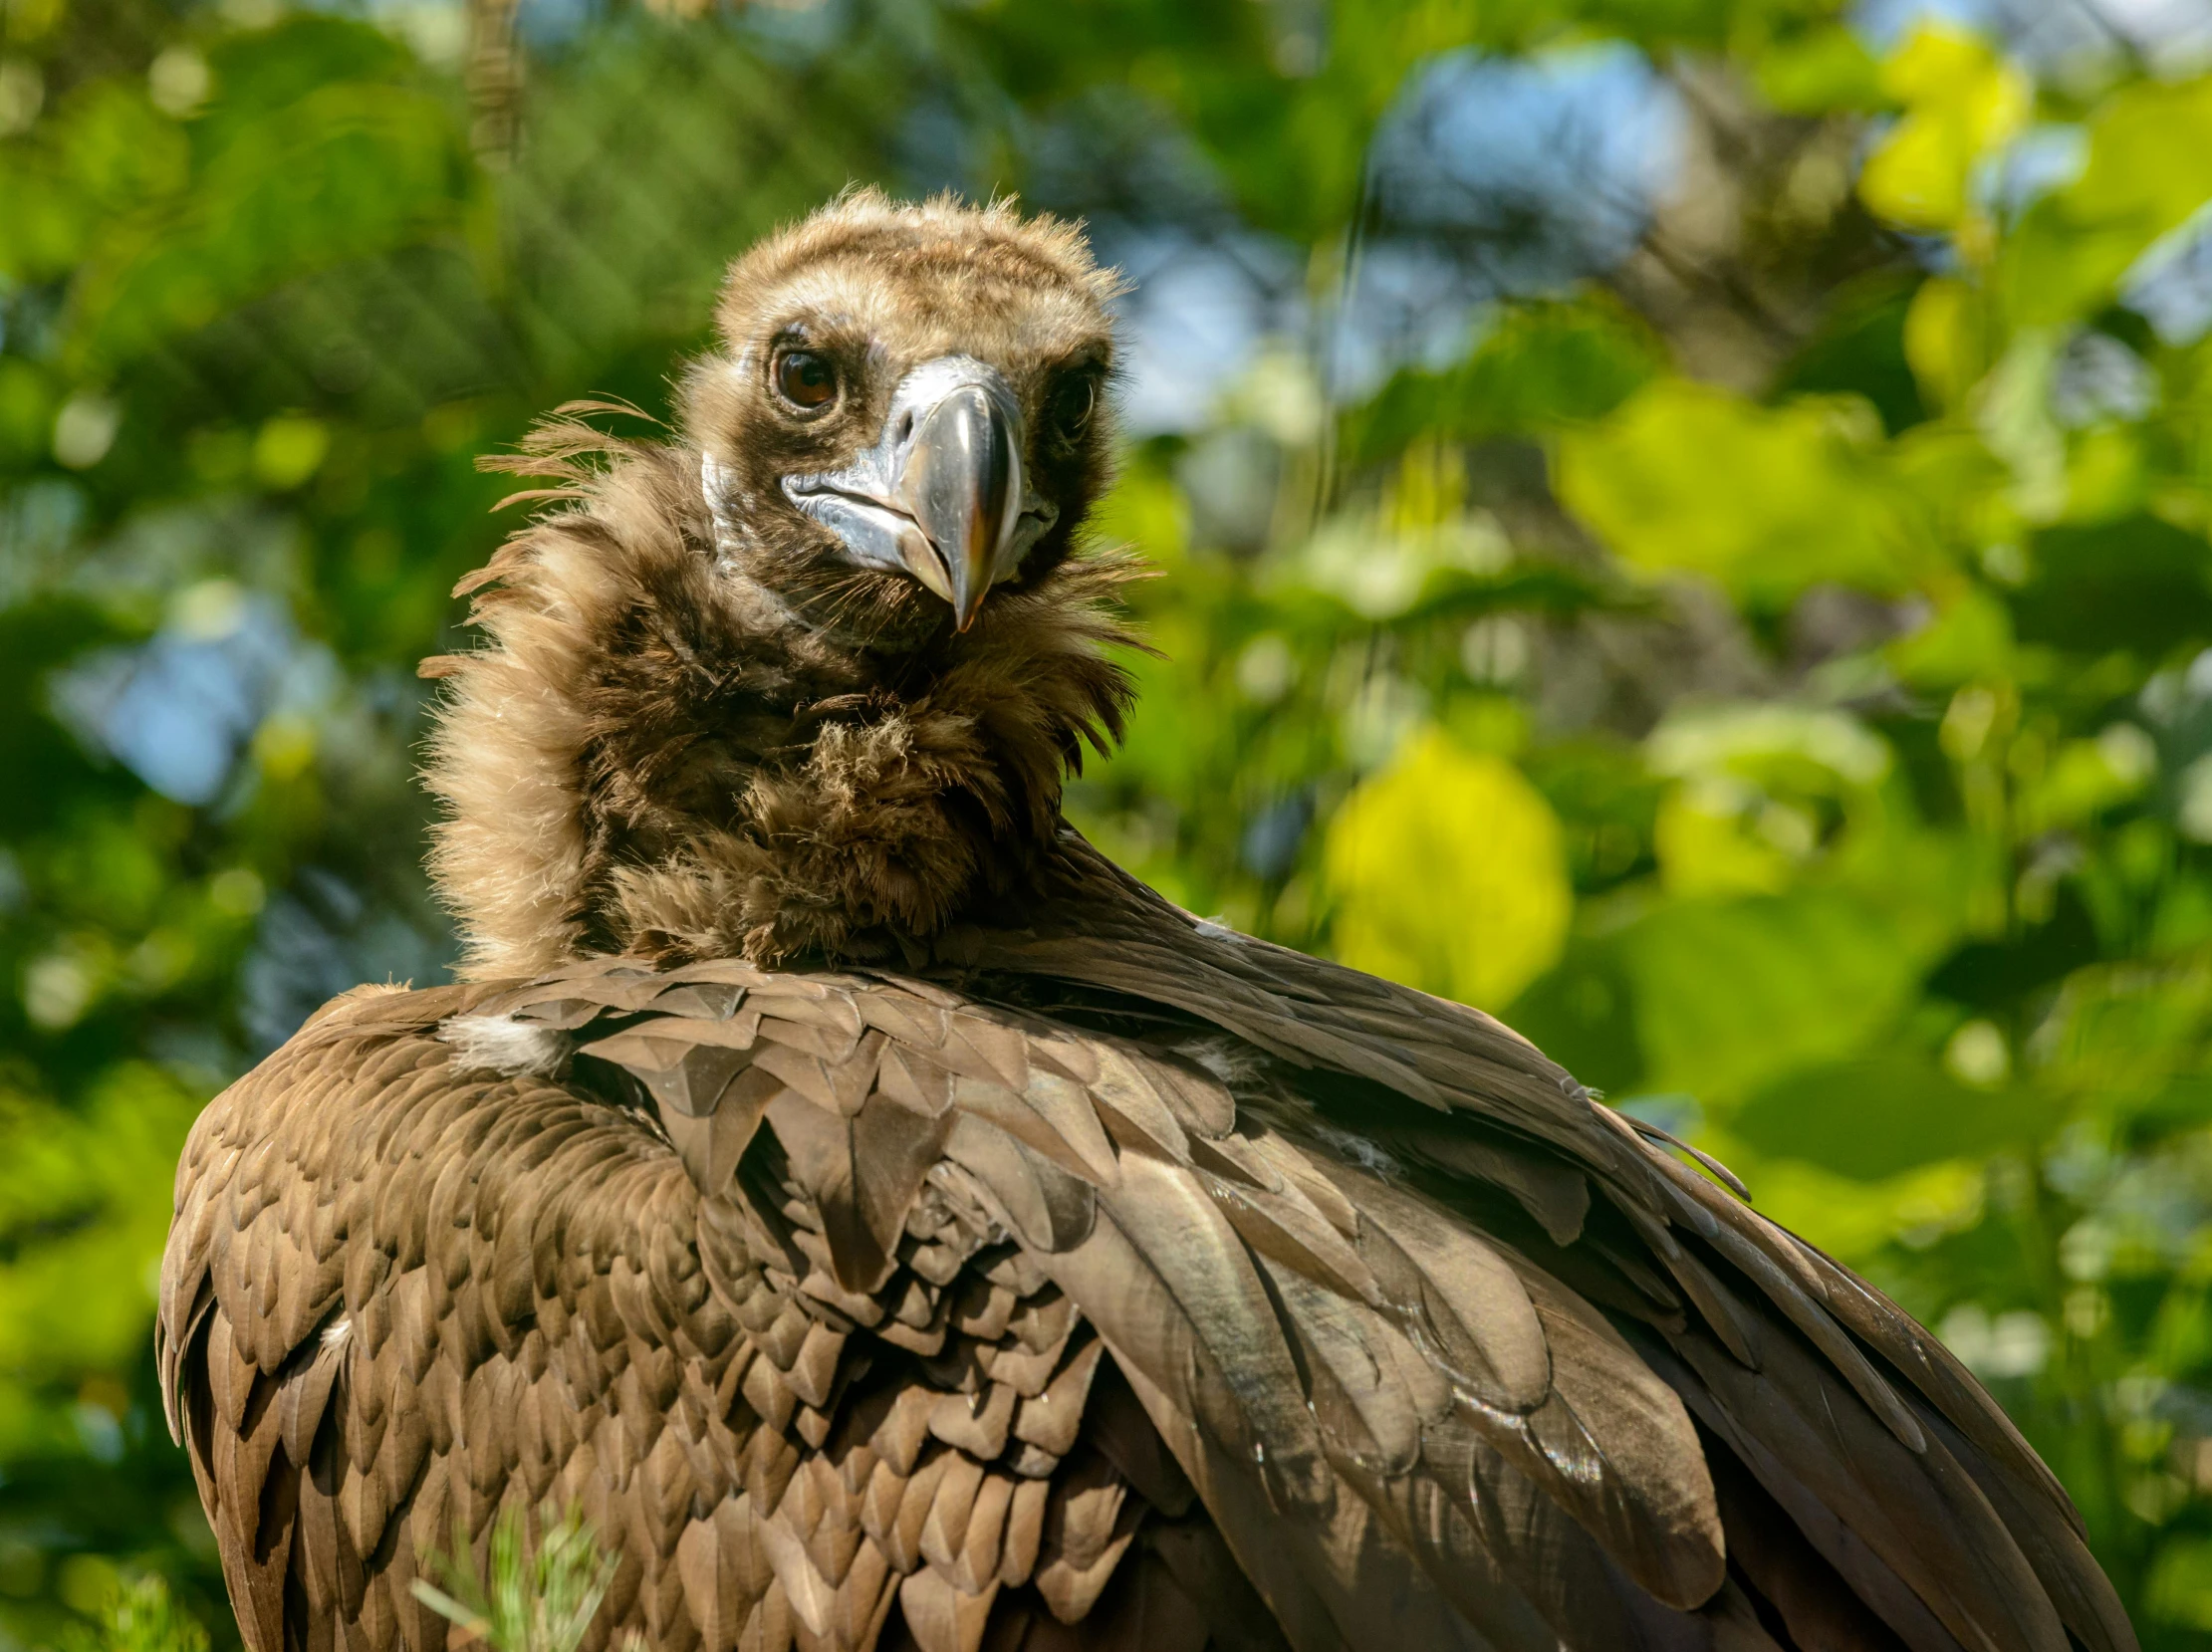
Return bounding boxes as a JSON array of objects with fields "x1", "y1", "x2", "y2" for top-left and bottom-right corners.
[{"x1": 683, "y1": 227, "x2": 1118, "y2": 656}]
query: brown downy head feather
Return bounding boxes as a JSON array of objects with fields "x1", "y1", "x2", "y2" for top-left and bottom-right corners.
[{"x1": 421, "y1": 191, "x2": 1144, "y2": 977}]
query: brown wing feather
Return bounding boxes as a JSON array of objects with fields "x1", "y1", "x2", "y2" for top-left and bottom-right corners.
[
  {"x1": 163, "y1": 913, "x2": 2133, "y2": 1652},
  {"x1": 163, "y1": 971, "x2": 1293, "y2": 1652},
  {"x1": 936, "y1": 838, "x2": 2137, "y2": 1652},
  {"x1": 522, "y1": 959, "x2": 1862, "y2": 1649}
]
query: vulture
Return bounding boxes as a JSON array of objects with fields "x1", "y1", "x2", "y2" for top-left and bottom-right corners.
[{"x1": 158, "y1": 192, "x2": 2137, "y2": 1652}]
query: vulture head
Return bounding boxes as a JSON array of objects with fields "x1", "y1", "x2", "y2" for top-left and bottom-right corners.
[
  {"x1": 687, "y1": 194, "x2": 1120, "y2": 645},
  {"x1": 423, "y1": 193, "x2": 1143, "y2": 979}
]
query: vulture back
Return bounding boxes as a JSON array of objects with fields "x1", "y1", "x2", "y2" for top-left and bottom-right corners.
[{"x1": 158, "y1": 903, "x2": 2137, "y2": 1652}]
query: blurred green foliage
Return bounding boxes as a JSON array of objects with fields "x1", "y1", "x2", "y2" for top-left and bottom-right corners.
[
  {"x1": 410, "y1": 1506, "x2": 617, "y2": 1652},
  {"x1": 10, "y1": 0, "x2": 2212, "y2": 1642},
  {"x1": 63, "y1": 1576, "x2": 207, "y2": 1652}
]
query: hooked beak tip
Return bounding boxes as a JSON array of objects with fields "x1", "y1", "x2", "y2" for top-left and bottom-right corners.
[
  {"x1": 895, "y1": 377, "x2": 1021, "y2": 631},
  {"x1": 920, "y1": 552, "x2": 986, "y2": 632}
]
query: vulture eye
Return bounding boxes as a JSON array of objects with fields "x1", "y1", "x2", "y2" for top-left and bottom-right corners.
[
  {"x1": 775, "y1": 351, "x2": 838, "y2": 410},
  {"x1": 1049, "y1": 374, "x2": 1097, "y2": 442}
]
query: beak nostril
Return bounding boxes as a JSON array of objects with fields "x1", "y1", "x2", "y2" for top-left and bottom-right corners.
[{"x1": 894, "y1": 410, "x2": 915, "y2": 445}]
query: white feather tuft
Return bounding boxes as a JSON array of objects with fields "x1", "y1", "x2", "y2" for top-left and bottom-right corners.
[
  {"x1": 1174, "y1": 1032, "x2": 1267, "y2": 1092},
  {"x1": 1310, "y1": 1120, "x2": 1404, "y2": 1179},
  {"x1": 439, "y1": 1014, "x2": 571, "y2": 1078}
]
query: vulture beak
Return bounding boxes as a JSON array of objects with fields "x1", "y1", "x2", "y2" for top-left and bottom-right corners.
[{"x1": 782, "y1": 355, "x2": 1058, "y2": 630}]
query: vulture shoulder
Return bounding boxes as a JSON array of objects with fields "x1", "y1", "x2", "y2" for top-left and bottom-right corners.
[{"x1": 157, "y1": 931, "x2": 2136, "y2": 1652}]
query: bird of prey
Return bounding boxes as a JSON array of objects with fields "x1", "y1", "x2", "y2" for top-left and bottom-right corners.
[{"x1": 159, "y1": 193, "x2": 2136, "y2": 1652}]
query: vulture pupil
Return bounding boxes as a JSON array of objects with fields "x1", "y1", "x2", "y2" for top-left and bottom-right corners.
[{"x1": 776, "y1": 351, "x2": 837, "y2": 409}]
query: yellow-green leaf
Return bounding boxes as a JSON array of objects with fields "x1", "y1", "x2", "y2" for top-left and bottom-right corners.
[
  {"x1": 1624, "y1": 891, "x2": 1926, "y2": 1103},
  {"x1": 1324, "y1": 729, "x2": 1571, "y2": 1009},
  {"x1": 1858, "y1": 24, "x2": 2029, "y2": 233},
  {"x1": 1901, "y1": 276, "x2": 1988, "y2": 412},
  {"x1": 1754, "y1": 26, "x2": 1883, "y2": 115},
  {"x1": 1555, "y1": 379, "x2": 1910, "y2": 604},
  {"x1": 1998, "y1": 75, "x2": 2212, "y2": 326}
]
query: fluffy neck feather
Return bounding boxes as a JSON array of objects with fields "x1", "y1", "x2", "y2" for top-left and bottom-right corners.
[{"x1": 422, "y1": 427, "x2": 1139, "y2": 979}]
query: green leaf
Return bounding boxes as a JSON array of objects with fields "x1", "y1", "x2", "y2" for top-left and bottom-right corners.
[
  {"x1": 69, "y1": 78, "x2": 475, "y2": 374},
  {"x1": 1325, "y1": 729, "x2": 1572, "y2": 1009},
  {"x1": 1998, "y1": 75, "x2": 2212, "y2": 326},
  {"x1": 1623, "y1": 891, "x2": 1926, "y2": 1103},
  {"x1": 1343, "y1": 295, "x2": 1663, "y2": 464},
  {"x1": 64, "y1": 1574, "x2": 209, "y2": 1652},
  {"x1": 0, "y1": 1064, "x2": 201, "y2": 1457},
  {"x1": 1857, "y1": 24, "x2": 2029, "y2": 233},
  {"x1": 1775, "y1": 278, "x2": 1928, "y2": 435},
  {"x1": 1505, "y1": 934, "x2": 1645, "y2": 1095},
  {"x1": 0, "y1": 85, "x2": 187, "y2": 282},
  {"x1": 1900, "y1": 277, "x2": 1991, "y2": 414},
  {"x1": 1555, "y1": 380, "x2": 1914, "y2": 605},
  {"x1": 2010, "y1": 514, "x2": 2212, "y2": 658},
  {"x1": 1732, "y1": 1052, "x2": 2059, "y2": 1180},
  {"x1": 198, "y1": 16, "x2": 415, "y2": 134},
  {"x1": 1925, "y1": 884, "x2": 2103, "y2": 1012},
  {"x1": 413, "y1": 1503, "x2": 617, "y2": 1652},
  {"x1": 53, "y1": 83, "x2": 191, "y2": 214},
  {"x1": 1753, "y1": 25, "x2": 1884, "y2": 115},
  {"x1": 1887, "y1": 587, "x2": 2017, "y2": 688},
  {"x1": 0, "y1": 358, "x2": 57, "y2": 464},
  {"x1": 2145, "y1": 1534, "x2": 2212, "y2": 1629}
]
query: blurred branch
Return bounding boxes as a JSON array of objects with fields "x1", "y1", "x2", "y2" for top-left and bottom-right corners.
[{"x1": 466, "y1": 0, "x2": 524, "y2": 169}]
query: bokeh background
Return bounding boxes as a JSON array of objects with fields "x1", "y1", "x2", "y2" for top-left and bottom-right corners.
[{"x1": 9, "y1": 0, "x2": 2212, "y2": 1640}]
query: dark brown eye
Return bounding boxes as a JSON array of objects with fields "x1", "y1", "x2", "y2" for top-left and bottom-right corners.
[
  {"x1": 1050, "y1": 374, "x2": 1097, "y2": 440},
  {"x1": 776, "y1": 351, "x2": 837, "y2": 410}
]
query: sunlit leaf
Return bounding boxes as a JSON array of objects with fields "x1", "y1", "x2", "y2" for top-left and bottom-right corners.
[
  {"x1": 413, "y1": 1503, "x2": 615, "y2": 1652},
  {"x1": 1974, "y1": 330, "x2": 2067, "y2": 522},
  {"x1": 1901, "y1": 276, "x2": 1987, "y2": 414},
  {"x1": 1857, "y1": 24, "x2": 2029, "y2": 233},
  {"x1": 1325, "y1": 728, "x2": 1571, "y2": 1009},
  {"x1": 1999, "y1": 74, "x2": 2212, "y2": 326},
  {"x1": 2062, "y1": 424, "x2": 2148, "y2": 525},
  {"x1": 1886, "y1": 587, "x2": 2016, "y2": 687},
  {"x1": 1728, "y1": 1151, "x2": 1987, "y2": 1262},
  {"x1": 1643, "y1": 703, "x2": 1892, "y2": 897},
  {"x1": 1623, "y1": 891, "x2": 1925, "y2": 1103},
  {"x1": 2018, "y1": 730, "x2": 2155, "y2": 834},
  {"x1": 0, "y1": 1064, "x2": 200, "y2": 1457},
  {"x1": 1556, "y1": 380, "x2": 1913, "y2": 604},
  {"x1": 65, "y1": 1574, "x2": 209, "y2": 1652},
  {"x1": 1653, "y1": 787, "x2": 1800, "y2": 896},
  {"x1": 1646, "y1": 702, "x2": 1891, "y2": 792}
]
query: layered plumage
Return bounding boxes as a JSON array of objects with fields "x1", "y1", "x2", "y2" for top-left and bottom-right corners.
[{"x1": 160, "y1": 193, "x2": 2138, "y2": 1652}]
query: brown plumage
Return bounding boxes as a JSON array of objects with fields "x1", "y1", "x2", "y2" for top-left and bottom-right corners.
[{"x1": 159, "y1": 192, "x2": 2137, "y2": 1652}]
